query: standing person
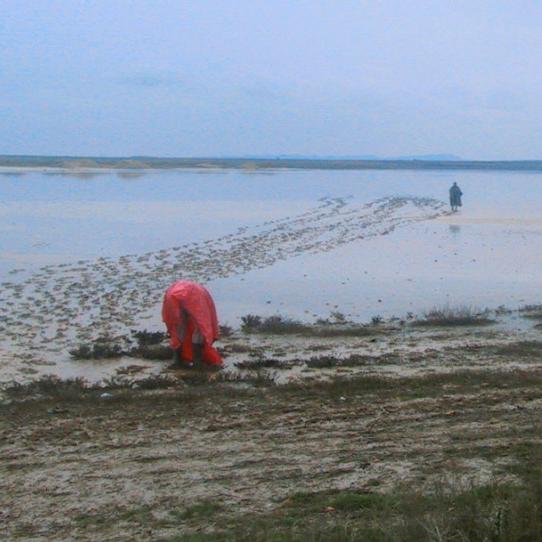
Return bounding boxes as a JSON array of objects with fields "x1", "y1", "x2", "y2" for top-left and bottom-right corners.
[
  {"x1": 162, "y1": 280, "x2": 223, "y2": 368},
  {"x1": 449, "y1": 182, "x2": 463, "y2": 212}
]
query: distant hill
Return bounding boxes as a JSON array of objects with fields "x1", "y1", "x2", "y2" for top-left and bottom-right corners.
[
  {"x1": 392, "y1": 154, "x2": 462, "y2": 161},
  {"x1": 235, "y1": 153, "x2": 462, "y2": 161},
  {"x1": 235, "y1": 154, "x2": 381, "y2": 160}
]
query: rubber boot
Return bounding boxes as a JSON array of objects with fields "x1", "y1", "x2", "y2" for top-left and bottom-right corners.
[{"x1": 171, "y1": 348, "x2": 193, "y2": 369}]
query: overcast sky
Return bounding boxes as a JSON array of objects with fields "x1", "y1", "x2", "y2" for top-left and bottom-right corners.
[{"x1": 2, "y1": 1, "x2": 542, "y2": 159}]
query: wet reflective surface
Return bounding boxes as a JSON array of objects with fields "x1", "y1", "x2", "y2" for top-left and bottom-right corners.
[{"x1": 1, "y1": 168, "x2": 542, "y2": 382}]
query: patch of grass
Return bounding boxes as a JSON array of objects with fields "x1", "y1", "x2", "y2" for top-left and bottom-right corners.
[
  {"x1": 522, "y1": 313, "x2": 542, "y2": 321},
  {"x1": 216, "y1": 371, "x2": 276, "y2": 387},
  {"x1": 316, "y1": 311, "x2": 351, "y2": 325},
  {"x1": 519, "y1": 304, "x2": 542, "y2": 312},
  {"x1": 256, "y1": 315, "x2": 309, "y2": 334},
  {"x1": 329, "y1": 311, "x2": 347, "y2": 323},
  {"x1": 307, "y1": 325, "x2": 389, "y2": 338},
  {"x1": 74, "y1": 504, "x2": 156, "y2": 530},
  {"x1": 240, "y1": 313, "x2": 389, "y2": 337},
  {"x1": 1, "y1": 368, "x2": 276, "y2": 404},
  {"x1": 2, "y1": 375, "x2": 89, "y2": 399},
  {"x1": 282, "y1": 489, "x2": 390, "y2": 515},
  {"x1": 83, "y1": 374, "x2": 179, "y2": 392},
  {"x1": 163, "y1": 477, "x2": 542, "y2": 542},
  {"x1": 129, "y1": 344, "x2": 172, "y2": 360},
  {"x1": 241, "y1": 313, "x2": 317, "y2": 334},
  {"x1": 281, "y1": 368, "x2": 542, "y2": 402},
  {"x1": 132, "y1": 329, "x2": 168, "y2": 346},
  {"x1": 493, "y1": 341, "x2": 542, "y2": 358},
  {"x1": 240, "y1": 314, "x2": 262, "y2": 332},
  {"x1": 69, "y1": 338, "x2": 124, "y2": 359},
  {"x1": 305, "y1": 354, "x2": 377, "y2": 368},
  {"x1": 235, "y1": 358, "x2": 296, "y2": 370},
  {"x1": 133, "y1": 375, "x2": 177, "y2": 390},
  {"x1": 219, "y1": 324, "x2": 234, "y2": 337},
  {"x1": 518, "y1": 305, "x2": 542, "y2": 321},
  {"x1": 70, "y1": 333, "x2": 173, "y2": 361},
  {"x1": 6, "y1": 368, "x2": 542, "y2": 413},
  {"x1": 412, "y1": 305, "x2": 495, "y2": 327},
  {"x1": 174, "y1": 500, "x2": 223, "y2": 521},
  {"x1": 1, "y1": 374, "x2": 181, "y2": 402}
]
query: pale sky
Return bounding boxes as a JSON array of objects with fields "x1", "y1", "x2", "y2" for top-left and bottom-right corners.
[{"x1": 2, "y1": 1, "x2": 542, "y2": 159}]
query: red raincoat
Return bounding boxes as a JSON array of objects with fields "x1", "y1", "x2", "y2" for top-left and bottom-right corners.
[{"x1": 161, "y1": 281, "x2": 222, "y2": 366}]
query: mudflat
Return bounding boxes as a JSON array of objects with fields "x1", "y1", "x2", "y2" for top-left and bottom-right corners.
[{"x1": 3, "y1": 169, "x2": 542, "y2": 540}]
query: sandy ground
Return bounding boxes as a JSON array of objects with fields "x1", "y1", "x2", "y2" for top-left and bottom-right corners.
[
  {"x1": 2, "y1": 302, "x2": 542, "y2": 541},
  {"x1": 3, "y1": 340, "x2": 542, "y2": 541}
]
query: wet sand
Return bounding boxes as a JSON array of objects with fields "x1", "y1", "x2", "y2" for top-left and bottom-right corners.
[{"x1": 3, "y1": 168, "x2": 542, "y2": 383}]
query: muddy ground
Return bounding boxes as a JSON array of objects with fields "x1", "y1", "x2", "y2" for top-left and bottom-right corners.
[
  {"x1": 0, "y1": 195, "x2": 445, "y2": 384},
  {"x1": 2, "y1": 329, "x2": 542, "y2": 541},
  {"x1": 3, "y1": 190, "x2": 542, "y2": 540}
]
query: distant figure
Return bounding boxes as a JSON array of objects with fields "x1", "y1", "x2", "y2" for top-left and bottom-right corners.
[
  {"x1": 162, "y1": 280, "x2": 223, "y2": 368},
  {"x1": 449, "y1": 182, "x2": 463, "y2": 212}
]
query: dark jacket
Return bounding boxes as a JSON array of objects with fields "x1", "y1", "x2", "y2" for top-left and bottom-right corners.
[{"x1": 449, "y1": 185, "x2": 463, "y2": 207}]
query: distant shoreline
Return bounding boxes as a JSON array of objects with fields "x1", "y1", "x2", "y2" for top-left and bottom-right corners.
[{"x1": 3, "y1": 155, "x2": 542, "y2": 172}]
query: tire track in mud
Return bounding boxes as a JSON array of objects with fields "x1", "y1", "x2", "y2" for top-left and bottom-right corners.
[{"x1": 0, "y1": 196, "x2": 446, "y2": 370}]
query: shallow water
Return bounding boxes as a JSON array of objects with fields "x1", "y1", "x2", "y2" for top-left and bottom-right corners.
[{"x1": 2, "y1": 168, "x2": 542, "y2": 318}]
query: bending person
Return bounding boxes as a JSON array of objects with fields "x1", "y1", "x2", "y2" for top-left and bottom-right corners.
[{"x1": 162, "y1": 280, "x2": 223, "y2": 368}]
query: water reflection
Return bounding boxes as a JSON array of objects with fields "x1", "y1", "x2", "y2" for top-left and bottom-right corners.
[
  {"x1": 117, "y1": 172, "x2": 146, "y2": 179},
  {"x1": 2, "y1": 168, "x2": 542, "y2": 319},
  {"x1": 449, "y1": 224, "x2": 461, "y2": 236}
]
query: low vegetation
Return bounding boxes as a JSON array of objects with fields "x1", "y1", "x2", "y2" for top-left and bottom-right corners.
[
  {"x1": 0, "y1": 368, "x2": 279, "y2": 401},
  {"x1": 493, "y1": 341, "x2": 542, "y2": 359},
  {"x1": 305, "y1": 354, "x2": 378, "y2": 368},
  {"x1": 519, "y1": 304, "x2": 542, "y2": 321},
  {"x1": 412, "y1": 305, "x2": 495, "y2": 327},
  {"x1": 309, "y1": 325, "x2": 389, "y2": 338},
  {"x1": 241, "y1": 313, "x2": 390, "y2": 337},
  {"x1": 219, "y1": 324, "x2": 234, "y2": 337},
  {"x1": 6, "y1": 367, "x2": 542, "y2": 405},
  {"x1": 235, "y1": 358, "x2": 296, "y2": 370},
  {"x1": 131, "y1": 329, "x2": 168, "y2": 346},
  {"x1": 2, "y1": 375, "x2": 89, "y2": 400},
  {"x1": 164, "y1": 479, "x2": 542, "y2": 541},
  {"x1": 69, "y1": 338, "x2": 124, "y2": 359},
  {"x1": 241, "y1": 314, "x2": 307, "y2": 334},
  {"x1": 70, "y1": 330, "x2": 172, "y2": 360}
]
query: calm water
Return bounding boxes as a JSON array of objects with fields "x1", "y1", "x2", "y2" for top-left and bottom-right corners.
[{"x1": 2, "y1": 168, "x2": 542, "y2": 322}]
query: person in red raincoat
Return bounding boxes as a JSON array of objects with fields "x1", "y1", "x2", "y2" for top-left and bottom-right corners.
[{"x1": 162, "y1": 280, "x2": 223, "y2": 367}]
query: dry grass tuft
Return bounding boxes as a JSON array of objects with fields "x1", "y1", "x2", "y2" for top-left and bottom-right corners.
[{"x1": 413, "y1": 305, "x2": 495, "y2": 327}]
